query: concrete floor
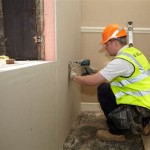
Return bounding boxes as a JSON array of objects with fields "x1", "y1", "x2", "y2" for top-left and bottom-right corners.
[{"x1": 63, "y1": 111, "x2": 144, "y2": 150}]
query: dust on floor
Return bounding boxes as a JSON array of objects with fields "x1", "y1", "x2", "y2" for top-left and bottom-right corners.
[{"x1": 63, "y1": 111, "x2": 144, "y2": 150}]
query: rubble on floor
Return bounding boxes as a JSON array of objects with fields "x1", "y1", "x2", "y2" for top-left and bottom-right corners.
[{"x1": 63, "y1": 111, "x2": 144, "y2": 150}]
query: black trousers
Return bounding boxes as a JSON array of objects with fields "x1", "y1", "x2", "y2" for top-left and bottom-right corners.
[{"x1": 97, "y1": 83, "x2": 128, "y2": 135}]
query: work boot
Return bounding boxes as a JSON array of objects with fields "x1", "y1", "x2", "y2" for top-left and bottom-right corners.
[
  {"x1": 96, "y1": 130, "x2": 126, "y2": 142},
  {"x1": 142, "y1": 123, "x2": 150, "y2": 136}
]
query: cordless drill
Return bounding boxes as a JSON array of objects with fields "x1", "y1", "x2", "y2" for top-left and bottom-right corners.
[{"x1": 74, "y1": 59, "x2": 96, "y2": 76}]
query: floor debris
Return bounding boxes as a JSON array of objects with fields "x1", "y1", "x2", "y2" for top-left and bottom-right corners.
[{"x1": 63, "y1": 111, "x2": 144, "y2": 150}]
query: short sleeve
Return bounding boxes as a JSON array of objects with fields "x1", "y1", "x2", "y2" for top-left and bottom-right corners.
[{"x1": 99, "y1": 59, "x2": 134, "y2": 82}]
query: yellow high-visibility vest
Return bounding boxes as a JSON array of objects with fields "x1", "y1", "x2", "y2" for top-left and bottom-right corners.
[{"x1": 110, "y1": 47, "x2": 150, "y2": 109}]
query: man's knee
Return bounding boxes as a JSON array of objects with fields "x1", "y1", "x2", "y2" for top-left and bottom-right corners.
[{"x1": 97, "y1": 83, "x2": 110, "y2": 96}]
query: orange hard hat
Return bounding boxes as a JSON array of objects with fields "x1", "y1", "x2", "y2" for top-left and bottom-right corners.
[{"x1": 100, "y1": 24, "x2": 127, "y2": 44}]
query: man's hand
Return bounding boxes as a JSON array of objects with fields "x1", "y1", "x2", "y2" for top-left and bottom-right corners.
[
  {"x1": 70, "y1": 69, "x2": 77, "y2": 79},
  {"x1": 68, "y1": 61, "x2": 77, "y2": 79},
  {"x1": 89, "y1": 66, "x2": 99, "y2": 73},
  {"x1": 81, "y1": 66, "x2": 99, "y2": 76}
]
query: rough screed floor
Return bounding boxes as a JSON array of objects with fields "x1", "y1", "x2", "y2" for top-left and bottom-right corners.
[{"x1": 63, "y1": 111, "x2": 144, "y2": 150}]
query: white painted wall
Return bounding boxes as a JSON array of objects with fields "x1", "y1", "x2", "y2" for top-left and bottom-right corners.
[
  {"x1": 0, "y1": 62, "x2": 80, "y2": 150},
  {"x1": 0, "y1": 0, "x2": 81, "y2": 149}
]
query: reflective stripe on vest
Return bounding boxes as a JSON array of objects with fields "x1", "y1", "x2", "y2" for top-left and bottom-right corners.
[
  {"x1": 111, "y1": 69, "x2": 150, "y2": 87},
  {"x1": 115, "y1": 89, "x2": 150, "y2": 99},
  {"x1": 119, "y1": 51, "x2": 144, "y2": 73}
]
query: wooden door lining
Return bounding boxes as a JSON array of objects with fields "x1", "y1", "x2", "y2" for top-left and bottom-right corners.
[{"x1": 35, "y1": 0, "x2": 44, "y2": 60}]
